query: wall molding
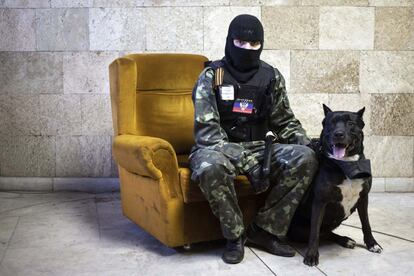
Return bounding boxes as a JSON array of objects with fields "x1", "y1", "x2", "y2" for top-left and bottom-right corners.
[{"x1": 0, "y1": 177, "x2": 120, "y2": 193}]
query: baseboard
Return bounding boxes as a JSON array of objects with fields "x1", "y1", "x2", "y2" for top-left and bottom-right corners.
[
  {"x1": 0, "y1": 177, "x2": 120, "y2": 193},
  {"x1": 0, "y1": 177, "x2": 412, "y2": 193}
]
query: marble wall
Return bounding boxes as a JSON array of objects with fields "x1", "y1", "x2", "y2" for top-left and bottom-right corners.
[{"x1": 0, "y1": 0, "x2": 413, "y2": 187}]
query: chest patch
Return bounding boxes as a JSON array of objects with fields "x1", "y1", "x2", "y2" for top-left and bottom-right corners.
[
  {"x1": 232, "y1": 99, "x2": 254, "y2": 114},
  {"x1": 338, "y1": 178, "x2": 364, "y2": 218}
]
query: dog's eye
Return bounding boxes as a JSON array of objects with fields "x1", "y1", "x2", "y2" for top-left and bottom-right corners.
[{"x1": 347, "y1": 121, "x2": 355, "y2": 127}]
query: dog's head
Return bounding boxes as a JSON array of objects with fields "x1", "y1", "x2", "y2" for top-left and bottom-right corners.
[{"x1": 320, "y1": 104, "x2": 365, "y2": 160}]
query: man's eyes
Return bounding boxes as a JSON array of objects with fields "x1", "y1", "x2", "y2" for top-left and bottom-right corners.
[{"x1": 235, "y1": 40, "x2": 260, "y2": 46}]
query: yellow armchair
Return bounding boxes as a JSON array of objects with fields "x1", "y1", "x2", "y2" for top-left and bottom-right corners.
[{"x1": 109, "y1": 53, "x2": 263, "y2": 247}]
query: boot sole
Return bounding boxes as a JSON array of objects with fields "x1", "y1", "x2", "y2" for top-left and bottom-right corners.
[{"x1": 222, "y1": 256, "x2": 244, "y2": 264}]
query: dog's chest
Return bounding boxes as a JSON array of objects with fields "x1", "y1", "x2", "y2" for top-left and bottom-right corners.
[{"x1": 337, "y1": 178, "x2": 364, "y2": 218}]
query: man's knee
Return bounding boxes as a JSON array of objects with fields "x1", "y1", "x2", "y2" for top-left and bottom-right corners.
[
  {"x1": 198, "y1": 163, "x2": 233, "y2": 182},
  {"x1": 190, "y1": 149, "x2": 236, "y2": 180}
]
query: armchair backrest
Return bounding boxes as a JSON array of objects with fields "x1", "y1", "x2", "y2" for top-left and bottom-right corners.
[{"x1": 110, "y1": 53, "x2": 208, "y2": 154}]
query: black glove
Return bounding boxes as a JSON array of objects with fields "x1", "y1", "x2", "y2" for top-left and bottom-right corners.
[
  {"x1": 307, "y1": 138, "x2": 321, "y2": 153},
  {"x1": 247, "y1": 164, "x2": 270, "y2": 194}
]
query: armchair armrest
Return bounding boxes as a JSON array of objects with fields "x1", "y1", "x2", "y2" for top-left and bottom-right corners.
[
  {"x1": 113, "y1": 134, "x2": 182, "y2": 199},
  {"x1": 112, "y1": 134, "x2": 177, "y2": 178}
]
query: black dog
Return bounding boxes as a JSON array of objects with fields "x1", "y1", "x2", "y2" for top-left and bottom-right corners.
[{"x1": 288, "y1": 104, "x2": 382, "y2": 266}]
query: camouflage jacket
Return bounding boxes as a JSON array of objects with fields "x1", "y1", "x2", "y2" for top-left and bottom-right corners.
[{"x1": 190, "y1": 64, "x2": 310, "y2": 173}]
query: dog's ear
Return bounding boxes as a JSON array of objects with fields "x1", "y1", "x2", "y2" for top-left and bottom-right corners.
[
  {"x1": 323, "y1": 104, "x2": 332, "y2": 116},
  {"x1": 356, "y1": 107, "x2": 365, "y2": 118}
]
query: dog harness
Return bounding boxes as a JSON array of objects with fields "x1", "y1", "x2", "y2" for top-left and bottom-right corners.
[{"x1": 329, "y1": 158, "x2": 372, "y2": 179}]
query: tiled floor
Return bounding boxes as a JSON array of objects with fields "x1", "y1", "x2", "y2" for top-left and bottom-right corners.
[{"x1": 0, "y1": 191, "x2": 412, "y2": 276}]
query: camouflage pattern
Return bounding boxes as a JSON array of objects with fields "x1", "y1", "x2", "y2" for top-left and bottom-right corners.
[{"x1": 189, "y1": 66, "x2": 318, "y2": 240}]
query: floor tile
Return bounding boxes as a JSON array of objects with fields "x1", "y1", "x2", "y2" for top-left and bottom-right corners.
[
  {"x1": 292, "y1": 225, "x2": 414, "y2": 275},
  {"x1": 0, "y1": 216, "x2": 19, "y2": 264},
  {"x1": 0, "y1": 240, "x2": 273, "y2": 276},
  {"x1": 249, "y1": 245, "x2": 324, "y2": 276},
  {"x1": 8, "y1": 212, "x2": 99, "y2": 250},
  {"x1": 95, "y1": 193, "x2": 125, "y2": 230},
  {"x1": 0, "y1": 191, "x2": 412, "y2": 275},
  {"x1": 0, "y1": 192, "x2": 94, "y2": 217}
]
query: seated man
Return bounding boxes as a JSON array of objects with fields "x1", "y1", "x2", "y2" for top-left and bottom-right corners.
[{"x1": 189, "y1": 14, "x2": 318, "y2": 264}]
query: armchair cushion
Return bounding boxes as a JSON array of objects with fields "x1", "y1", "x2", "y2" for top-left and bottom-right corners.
[
  {"x1": 131, "y1": 53, "x2": 207, "y2": 91},
  {"x1": 135, "y1": 90, "x2": 194, "y2": 154}
]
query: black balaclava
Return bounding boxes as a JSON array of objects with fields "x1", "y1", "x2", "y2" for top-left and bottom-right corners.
[{"x1": 224, "y1": 14, "x2": 264, "y2": 82}]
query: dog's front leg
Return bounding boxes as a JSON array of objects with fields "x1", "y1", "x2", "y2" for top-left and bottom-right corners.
[
  {"x1": 304, "y1": 201, "x2": 327, "y2": 266},
  {"x1": 357, "y1": 195, "x2": 382, "y2": 253}
]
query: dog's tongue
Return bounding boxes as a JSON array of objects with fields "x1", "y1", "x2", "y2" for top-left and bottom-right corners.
[{"x1": 333, "y1": 145, "x2": 346, "y2": 159}]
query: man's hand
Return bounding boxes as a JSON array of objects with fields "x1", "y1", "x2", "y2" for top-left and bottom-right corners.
[
  {"x1": 307, "y1": 138, "x2": 320, "y2": 153},
  {"x1": 247, "y1": 164, "x2": 270, "y2": 194}
]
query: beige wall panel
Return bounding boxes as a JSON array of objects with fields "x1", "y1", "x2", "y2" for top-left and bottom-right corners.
[
  {"x1": 0, "y1": 136, "x2": 55, "y2": 177},
  {"x1": 36, "y1": 9, "x2": 89, "y2": 51},
  {"x1": 40, "y1": 95, "x2": 82, "y2": 136},
  {"x1": 365, "y1": 136, "x2": 413, "y2": 177},
  {"x1": 291, "y1": 50, "x2": 359, "y2": 93},
  {"x1": 146, "y1": 7, "x2": 203, "y2": 51},
  {"x1": 360, "y1": 51, "x2": 414, "y2": 94},
  {"x1": 370, "y1": 94, "x2": 414, "y2": 136},
  {"x1": 0, "y1": 9, "x2": 36, "y2": 51},
  {"x1": 0, "y1": 95, "x2": 40, "y2": 136},
  {"x1": 89, "y1": 8, "x2": 145, "y2": 51},
  {"x1": 262, "y1": 6, "x2": 319, "y2": 49},
  {"x1": 81, "y1": 94, "x2": 113, "y2": 135},
  {"x1": 319, "y1": 7, "x2": 374, "y2": 50},
  {"x1": 144, "y1": 0, "x2": 228, "y2": 6},
  {"x1": 302, "y1": 0, "x2": 368, "y2": 5},
  {"x1": 0, "y1": 52, "x2": 63, "y2": 95},
  {"x1": 63, "y1": 52, "x2": 118, "y2": 94},
  {"x1": 56, "y1": 135, "x2": 111, "y2": 177},
  {"x1": 51, "y1": 0, "x2": 93, "y2": 7},
  {"x1": 231, "y1": 0, "x2": 301, "y2": 5},
  {"x1": 0, "y1": 0, "x2": 50, "y2": 7},
  {"x1": 93, "y1": 0, "x2": 144, "y2": 7},
  {"x1": 369, "y1": 0, "x2": 414, "y2": 6},
  {"x1": 375, "y1": 7, "x2": 414, "y2": 50}
]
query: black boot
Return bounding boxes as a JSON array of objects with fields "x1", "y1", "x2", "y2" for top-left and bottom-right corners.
[
  {"x1": 246, "y1": 223, "x2": 295, "y2": 257},
  {"x1": 222, "y1": 235, "x2": 246, "y2": 264}
]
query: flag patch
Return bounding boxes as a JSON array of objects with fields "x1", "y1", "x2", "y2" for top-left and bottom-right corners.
[{"x1": 233, "y1": 99, "x2": 253, "y2": 114}]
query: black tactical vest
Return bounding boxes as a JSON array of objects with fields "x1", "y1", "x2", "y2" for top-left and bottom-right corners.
[{"x1": 209, "y1": 60, "x2": 276, "y2": 143}]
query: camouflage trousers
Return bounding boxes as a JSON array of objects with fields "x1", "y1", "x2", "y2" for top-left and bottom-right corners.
[{"x1": 189, "y1": 143, "x2": 318, "y2": 240}]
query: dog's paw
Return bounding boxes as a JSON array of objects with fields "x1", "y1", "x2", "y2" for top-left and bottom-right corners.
[
  {"x1": 368, "y1": 244, "x2": 383, "y2": 253},
  {"x1": 344, "y1": 238, "x2": 356, "y2": 249},
  {"x1": 303, "y1": 250, "x2": 319, "y2": 266},
  {"x1": 337, "y1": 236, "x2": 356, "y2": 249}
]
